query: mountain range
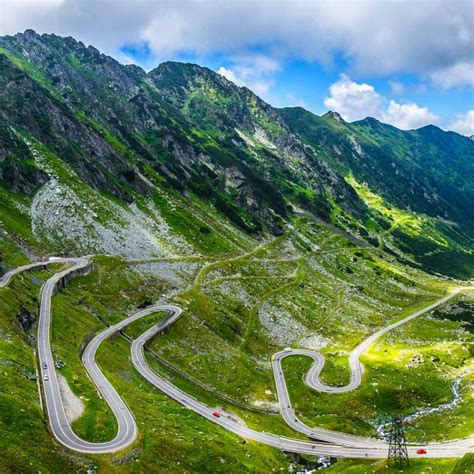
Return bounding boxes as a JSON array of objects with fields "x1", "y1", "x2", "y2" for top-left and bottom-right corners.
[{"x1": 0, "y1": 30, "x2": 472, "y2": 278}]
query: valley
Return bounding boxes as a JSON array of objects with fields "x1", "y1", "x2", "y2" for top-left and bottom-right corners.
[{"x1": 0, "y1": 30, "x2": 473, "y2": 473}]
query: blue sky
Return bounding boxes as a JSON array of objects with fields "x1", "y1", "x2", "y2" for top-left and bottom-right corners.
[
  {"x1": 2, "y1": 0, "x2": 473, "y2": 134},
  {"x1": 119, "y1": 43, "x2": 474, "y2": 133}
]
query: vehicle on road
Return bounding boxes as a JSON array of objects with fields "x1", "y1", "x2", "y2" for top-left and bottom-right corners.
[
  {"x1": 44, "y1": 374, "x2": 49, "y2": 381},
  {"x1": 284, "y1": 347, "x2": 292, "y2": 352},
  {"x1": 416, "y1": 448, "x2": 427, "y2": 455},
  {"x1": 212, "y1": 412, "x2": 220, "y2": 418},
  {"x1": 42, "y1": 362, "x2": 47, "y2": 369}
]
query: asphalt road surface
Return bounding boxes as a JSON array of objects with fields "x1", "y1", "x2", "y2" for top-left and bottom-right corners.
[
  {"x1": 130, "y1": 302, "x2": 473, "y2": 458},
  {"x1": 2, "y1": 258, "x2": 473, "y2": 458}
]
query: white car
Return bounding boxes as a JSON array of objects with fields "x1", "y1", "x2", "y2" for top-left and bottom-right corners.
[
  {"x1": 284, "y1": 347, "x2": 292, "y2": 352},
  {"x1": 44, "y1": 374, "x2": 49, "y2": 381}
]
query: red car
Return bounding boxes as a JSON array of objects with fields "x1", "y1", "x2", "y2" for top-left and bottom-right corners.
[
  {"x1": 212, "y1": 411, "x2": 220, "y2": 418},
  {"x1": 416, "y1": 448, "x2": 427, "y2": 455}
]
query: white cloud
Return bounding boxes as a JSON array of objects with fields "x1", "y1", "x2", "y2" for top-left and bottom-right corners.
[
  {"x1": 324, "y1": 75, "x2": 440, "y2": 130},
  {"x1": 0, "y1": 0, "x2": 154, "y2": 57},
  {"x1": 447, "y1": 110, "x2": 474, "y2": 136},
  {"x1": 431, "y1": 61, "x2": 474, "y2": 89},
  {"x1": 382, "y1": 100, "x2": 440, "y2": 130},
  {"x1": 217, "y1": 54, "x2": 280, "y2": 97},
  {"x1": 0, "y1": 0, "x2": 65, "y2": 35},
  {"x1": 323, "y1": 74, "x2": 383, "y2": 122},
  {"x1": 0, "y1": 0, "x2": 472, "y2": 81}
]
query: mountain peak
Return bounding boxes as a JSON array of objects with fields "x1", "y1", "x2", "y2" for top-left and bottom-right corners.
[
  {"x1": 357, "y1": 116, "x2": 381, "y2": 125},
  {"x1": 22, "y1": 28, "x2": 39, "y2": 39},
  {"x1": 148, "y1": 60, "x2": 233, "y2": 94},
  {"x1": 323, "y1": 111, "x2": 345, "y2": 123},
  {"x1": 150, "y1": 60, "x2": 217, "y2": 80},
  {"x1": 417, "y1": 123, "x2": 443, "y2": 134}
]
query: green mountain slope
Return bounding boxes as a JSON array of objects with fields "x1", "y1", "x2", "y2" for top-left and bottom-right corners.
[
  {"x1": 280, "y1": 107, "x2": 474, "y2": 278},
  {"x1": 0, "y1": 30, "x2": 366, "y2": 238},
  {"x1": 1, "y1": 30, "x2": 472, "y2": 277}
]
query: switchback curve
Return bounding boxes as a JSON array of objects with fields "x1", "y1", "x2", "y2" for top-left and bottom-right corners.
[{"x1": 1, "y1": 258, "x2": 473, "y2": 457}]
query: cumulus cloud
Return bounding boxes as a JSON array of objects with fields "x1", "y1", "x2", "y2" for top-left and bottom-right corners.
[
  {"x1": 324, "y1": 75, "x2": 440, "y2": 130},
  {"x1": 0, "y1": 0, "x2": 153, "y2": 57},
  {"x1": 218, "y1": 67, "x2": 244, "y2": 87},
  {"x1": 447, "y1": 110, "x2": 474, "y2": 136},
  {"x1": 323, "y1": 74, "x2": 383, "y2": 122},
  {"x1": 0, "y1": 0, "x2": 473, "y2": 83},
  {"x1": 0, "y1": 0, "x2": 65, "y2": 35},
  {"x1": 383, "y1": 100, "x2": 440, "y2": 130},
  {"x1": 431, "y1": 61, "x2": 474, "y2": 89}
]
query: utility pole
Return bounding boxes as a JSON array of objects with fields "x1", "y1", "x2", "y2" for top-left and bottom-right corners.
[{"x1": 387, "y1": 415, "x2": 409, "y2": 469}]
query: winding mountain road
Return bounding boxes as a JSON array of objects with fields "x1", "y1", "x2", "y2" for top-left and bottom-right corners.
[
  {"x1": 1, "y1": 257, "x2": 137, "y2": 453},
  {"x1": 1, "y1": 258, "x2": 473, "y2": 458},
  {"x1": 272, "y1": 286, "x2": 474, "y2": 448},
  {"x1": 130, "y1": 301, "x2": 473, "y2": 458}
]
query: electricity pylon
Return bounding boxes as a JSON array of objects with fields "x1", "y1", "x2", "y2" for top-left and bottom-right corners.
[{"x1": 387, "y1": 415, "x2": 409, "y2": 469}]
